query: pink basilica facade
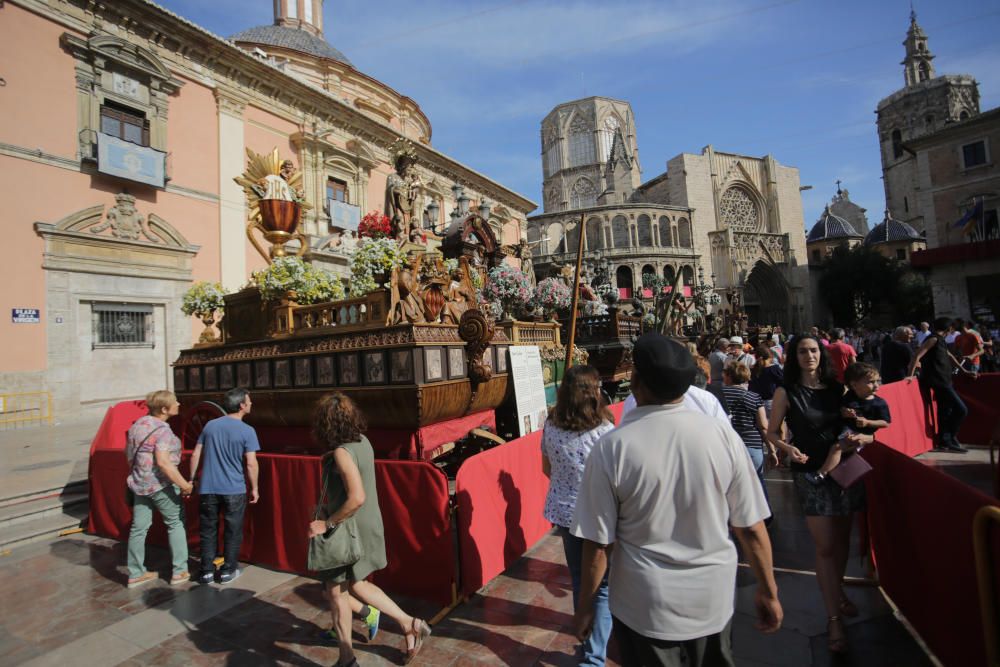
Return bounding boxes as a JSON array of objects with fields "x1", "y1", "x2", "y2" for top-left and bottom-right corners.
[{"x1": 0, "y1": 0, "x2": 534, "y2": 419}]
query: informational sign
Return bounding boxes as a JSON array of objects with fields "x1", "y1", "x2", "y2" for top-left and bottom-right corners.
[
  {"x1": 11, "y1": 308, "x2": 40, "y2": 324},
  {"x1": 508, "y1": 345, "x2": 548, "y2": 437}
]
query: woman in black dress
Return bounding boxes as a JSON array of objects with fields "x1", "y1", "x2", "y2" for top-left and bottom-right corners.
[{"x1": 766, "y1": 334, "x2": 873, "y2": 655}]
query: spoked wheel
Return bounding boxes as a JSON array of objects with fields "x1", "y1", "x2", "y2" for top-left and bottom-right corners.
[{"x1": 180, "y1": 400, "x2": 225, "y2": 448}]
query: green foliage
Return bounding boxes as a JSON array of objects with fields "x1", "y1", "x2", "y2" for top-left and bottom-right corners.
[
  {"x1": 817, "y1": 245, "x2": 933, "y2": 326},
  {"x1": 181, "y1": 281, "x2": 226, "y2": 316},
  {"x1": 251, "y1": 257, "x2": 346, "y2": 304}
]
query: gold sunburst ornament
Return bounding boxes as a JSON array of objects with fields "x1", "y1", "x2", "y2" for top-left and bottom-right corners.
[{"x1": 234, "y1": 148, "x2": 313, "y2": 262}]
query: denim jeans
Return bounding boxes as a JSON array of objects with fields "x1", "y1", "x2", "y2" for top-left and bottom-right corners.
[
  {"x1": 199, "y1": 493, "x2": 246, "y2": 573},
  {"x1": 560, "y1": 527, "x2": 612, "y2": 666},
  {"x1": 933, "y1": 384, "x2": 969, "y2": 444},
  {"x1": 127, "y1": 485, "x2": 188, "y2": 578},
  {"x1": 746, "y1": 447, "x2": 773, "y2": 522}
]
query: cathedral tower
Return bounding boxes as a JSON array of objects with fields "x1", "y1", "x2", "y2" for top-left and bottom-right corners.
[
  {"x1": 876, "y1": 11, "x2": 980, "y2": 229},
  {"x1": 539, "y1": 97, "x2": 641, "y2": 213}
]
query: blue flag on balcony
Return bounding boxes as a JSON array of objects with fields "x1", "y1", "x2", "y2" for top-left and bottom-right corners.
[{"x1": 954, "y1": 199, "x2": 983, "y2": 236}]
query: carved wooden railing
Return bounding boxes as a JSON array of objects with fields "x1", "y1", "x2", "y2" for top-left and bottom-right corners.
[
  {"x1": 501, "y1": 320, "x2": 561, "y2": 347},
  {"x1": 272, "y1": 290, "x2": 391, "y2": 336}
]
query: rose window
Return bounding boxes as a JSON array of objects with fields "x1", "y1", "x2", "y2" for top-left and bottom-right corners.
[{"x1": 719, "y1": 187, "x2": 761, "y2": 232}]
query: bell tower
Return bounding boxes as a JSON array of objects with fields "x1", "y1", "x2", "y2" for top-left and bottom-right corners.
[
  {"x1": 275, "y1": 0, "x2": 324, "y2": 37},
  {"x1": 902, "y1": 10, "x2": 934, "y2": 87},
  {"x1": 875, "y1": 11, "x2": 980, "y2": 228}
]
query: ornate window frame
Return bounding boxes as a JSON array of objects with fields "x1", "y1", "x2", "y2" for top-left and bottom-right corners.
[{"x1": 60, "y1": 33, "x2": 183, "y2": 163}]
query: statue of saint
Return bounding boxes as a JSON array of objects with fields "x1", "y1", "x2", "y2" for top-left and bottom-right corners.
[
  {"x1": 252, "y1": 159, "x2": 303, "y2": 202},
  {"x1": 385, "y1": 151, "x2": 422, "y2": 242},
  {"x1": 442, "y1": 259, "x2": 478, "y2": 325}
]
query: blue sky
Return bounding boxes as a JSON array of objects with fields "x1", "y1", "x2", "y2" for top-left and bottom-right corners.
[{"x1": 162, "y1": 0, "x2": 1000, "y2": 230}]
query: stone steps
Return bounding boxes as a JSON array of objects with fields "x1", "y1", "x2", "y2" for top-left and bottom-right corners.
[{"x1": 0, "y1": 481, "x2": 89, "y2": 551}]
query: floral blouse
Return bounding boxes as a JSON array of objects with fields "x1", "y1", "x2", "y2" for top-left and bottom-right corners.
[
  {"x1": 125, "y1": 415, "x2": 181, "y2": 497},
  {"x1": 541, "y1": 421, "x2": 615, "y2": 528}
]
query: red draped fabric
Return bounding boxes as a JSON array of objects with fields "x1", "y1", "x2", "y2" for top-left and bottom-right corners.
[
  {"x1": 863, "y1": 442, "x2": 1000, "y2": 667},
  {"x1": 873, "y1": 379, "x2": 934, "y2": 456},
  {"x1": 88, "y1": 402, "x2": 455, "y2": 604},
  {"x1": 88, "y1": 399, "x2": 147, "y2": 456},
  {"x1": 455, "y1": 429, "x2": 552, "y2": 596},
  {"x1": 955, "y1": 373, "x2": 1000, "y2": 445},
  {"x1": 252, "y1": 409, "x2": 496, "y2": 460}
]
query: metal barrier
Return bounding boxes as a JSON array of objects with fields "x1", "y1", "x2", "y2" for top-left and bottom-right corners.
[
  {"x1": 0, "y1": 392, "x2": 54, "y2": 428},
  {"x1": 974, "y1": 505, "x2": 1000, "y2": 667}
]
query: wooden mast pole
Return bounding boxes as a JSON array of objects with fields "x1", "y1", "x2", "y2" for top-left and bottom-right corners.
[{"x1": 564, "y1": 211, "x2": 587, "y2": 370}]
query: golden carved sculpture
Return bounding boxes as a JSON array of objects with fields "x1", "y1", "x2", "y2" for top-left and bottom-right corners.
[{"x1": 234, "y1": 148, "x2": 313, "y2": 261}]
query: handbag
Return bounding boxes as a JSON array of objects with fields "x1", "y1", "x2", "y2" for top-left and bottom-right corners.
[
  {"x1": 307, "y1": 461, "x2": 364, "y2": 571},
  {"x1": 828, "y1": 451, "x2": 872, "y2": 488}
]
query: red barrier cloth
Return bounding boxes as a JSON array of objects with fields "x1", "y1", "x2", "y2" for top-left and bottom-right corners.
[
  {"x1": 872, "y1": 379, "x2": 934, "y2": 456},
  {"x1": 955, "y1": 373, "x2": 1000, "y2": 445},
  {"x1": 253, "y1": 410, "x2": 497, "y2": 460},
  {"x1": 88, "y1": 400, "x2": 147, "y2": 455},
  {"x1": 455, "y1": 430, "x2": 552, "y2": 596},
  {"x1": 88, "y1": 405, "x2": 455, "y2": 604},
  {"x1": 864, "y1": 442, "x2": 1000, "y2": 667},
  {"x1": 369, "y1": 461, "x2": 455, "y2": 605}
]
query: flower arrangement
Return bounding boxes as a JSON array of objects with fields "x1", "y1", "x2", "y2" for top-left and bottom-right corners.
[
  {"x1": 583, "y1": 299, "x2": 609, "y2": 316},
  {"x1": 539, "y1": 344, "x2": 589, "y2": 365},
  {"x1": 481, "y1": 264, "x2": 533, "y2": 319},
  {"x1": 534, "y1": 277, "x2": 572, "y2": 314},
  {"x1": 358, "y1": 210, "x2": 392, "y2": 239},
  {"x1": 181, "y1": 281, "x2": 226, "y2": 316},
  {"x1": 349, "y1": 237, "x2": 408, "y2": 297},
  {"x1": 251, "y1": 256, "x2": 346, "y2": 304}
]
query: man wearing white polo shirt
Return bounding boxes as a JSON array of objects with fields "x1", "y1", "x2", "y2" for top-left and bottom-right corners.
[{"x1": 572, "y1": 333, "x2": 782, "y2": 665}]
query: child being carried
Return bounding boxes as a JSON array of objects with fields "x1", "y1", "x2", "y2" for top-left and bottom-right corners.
[{"x1": 806, "y1": 362, "x2": 891, "y2": 485}]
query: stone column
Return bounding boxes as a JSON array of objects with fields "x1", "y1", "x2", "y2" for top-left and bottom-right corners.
[{"x1": 215, "y1": 88, "x2": 248, "y2": 291}]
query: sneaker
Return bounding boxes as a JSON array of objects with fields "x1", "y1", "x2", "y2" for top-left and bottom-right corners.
[
  {"x1": 364, "y1": 606, "x2": 381, "y2": 642},
  {"x1": 218, "y1": 568, "x2": 241, "y2": 585},
  {"x1": 322, "y1": 628, "x2": 339, "y2": 643},
  {"x1": 170, "y1": 571, "x2": 190, "y2": 586},
  {"x1": 127, "y1": 572, "x2": 158, "y2": 589},
  {"x1": 941, "y1": 442, "x2": 968, "y2": 453},
  {"x1": 197, "y1": 570, "x2": 215, "y2": 585}
]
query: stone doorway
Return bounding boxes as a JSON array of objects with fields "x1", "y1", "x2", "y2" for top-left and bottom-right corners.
[{"x1": 743, "y1": 259, "x2": 791, "y2": 329}]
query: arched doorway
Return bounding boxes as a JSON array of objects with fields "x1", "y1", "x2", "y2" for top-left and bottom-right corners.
[
  {"x1": 742, "y1": 260, "x2": 790, "y2": 328},
  {"x1": 615, "y1": 265, "x2": 634, "y2": 299}
]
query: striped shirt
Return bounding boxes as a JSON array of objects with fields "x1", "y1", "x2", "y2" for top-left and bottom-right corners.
[{"x1": 721, "y1": 385, "x2": 764, "y2": 449}]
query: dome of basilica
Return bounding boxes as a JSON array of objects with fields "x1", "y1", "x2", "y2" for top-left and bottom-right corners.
[
  {"x1": 807, "y1": 205, "x2": 863, "y2": 243},
  {"x1": 230, "y1": 24, "x2": 351, "y2": 65},
  {"x1": 864, "y1": 211, "x2": 924, "y2": 246}
]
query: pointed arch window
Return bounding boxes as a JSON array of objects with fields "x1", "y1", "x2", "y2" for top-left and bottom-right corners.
[
  {"x1": 918, "y1": 62, "x2": 929, "y2": 82},
  {"x1": 599, "y1": 115, "x2": 621, "y2": 162},
  {"x1": 570, "y1": 178, "x2": 597, "y2": 209},
  {"x1": 568, "y1": 116, "x2": 596, "y2": 167},
  {"x1": 891, "y1": 129, "x2": 904, "y2": 159},
  {"x1": 637, "y1": 214, "x2": 652, "y2": 246},
  {"x1": 658, "y1": 216, "x2": 672, "y2": 247}
]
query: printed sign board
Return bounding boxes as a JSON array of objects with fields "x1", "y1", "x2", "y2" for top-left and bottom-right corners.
[
  {"x1": 508, "y1": 345, "x2": 548, "y2": 437},
  {"x1": 12, "y1": 308, "x2": 40, "y2": 324}
]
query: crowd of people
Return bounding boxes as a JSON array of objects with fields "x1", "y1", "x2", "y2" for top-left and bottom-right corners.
[{"x1": 120, "y1": 314, "x2": 989, "y2": 666}]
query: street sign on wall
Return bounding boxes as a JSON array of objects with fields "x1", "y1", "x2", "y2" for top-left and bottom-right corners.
[{"x1": 11, "y1": 308, "x2": 40, "y2": 324}]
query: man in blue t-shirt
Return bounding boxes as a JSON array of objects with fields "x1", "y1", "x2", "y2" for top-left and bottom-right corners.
[{"x1": 189, "y1": 388, "x2": 260, "y2": 584}]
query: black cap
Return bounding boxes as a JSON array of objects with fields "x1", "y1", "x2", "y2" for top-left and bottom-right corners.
[{"x1": 633, "y1": 333, "x2": 695, "y2": 401}]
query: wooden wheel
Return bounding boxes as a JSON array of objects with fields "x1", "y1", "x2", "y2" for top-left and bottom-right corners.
[{"x1": 180, "y1": 400, "x2": 225, "y2": 448}]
